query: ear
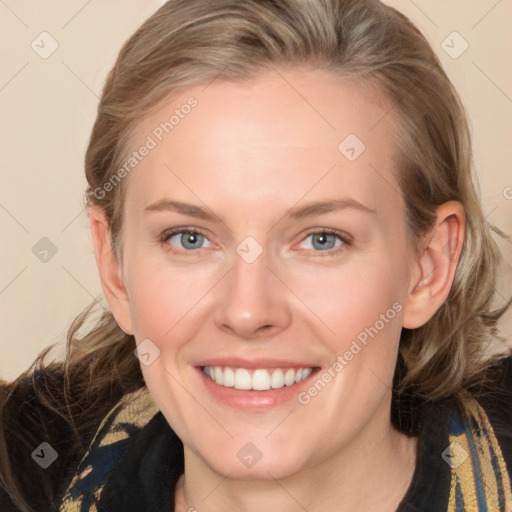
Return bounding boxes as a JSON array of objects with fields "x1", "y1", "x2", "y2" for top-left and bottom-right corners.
[
  {"x1": 88, "y1": 205, "x2": 134, "y2": 334},
  {"x1": 402, "y1": 200, "x2": 465, "y2": 329}
]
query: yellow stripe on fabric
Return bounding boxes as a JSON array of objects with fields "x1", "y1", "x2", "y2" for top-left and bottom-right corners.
[
  {"x1": 448, "y1": 399, "x2": 512, "y2": 512},
  {"x1": 58, "y1": 387, "x2": 159, "y2": 512}
]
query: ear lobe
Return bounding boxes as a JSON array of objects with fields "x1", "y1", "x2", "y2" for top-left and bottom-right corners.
[
  {"x1": 88, "y1": 205, "x2": 134, "y2": 335},
  {"x1": 402, "y1": 201, "x2": 465, "y2": 329}
]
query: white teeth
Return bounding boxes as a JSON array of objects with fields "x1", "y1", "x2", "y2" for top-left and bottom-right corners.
[
  {"x1": 270, "y1": 369, "x2": 284, "y2": 389},
  {"x1": 203, "y1": 366, "x2": 314, "y2": 391},
  {"x1": 223, "y1": 367, "x2": 235, "y2": 387},
  {"x1": 252, "y1": 369, "x2": 271, "y2": 390},
  {"x1": 234, "y1": 368, "x2": 252, "y2": 390},
  {"x1": 284, "y1": 368, "x2": 296, "y2": 386},
  {"x1": 214, "y1": 367, "x2": 223, "y2": 386},
  {"x1": 302, "y1": 367, "x2": 313, "y2": 380}
]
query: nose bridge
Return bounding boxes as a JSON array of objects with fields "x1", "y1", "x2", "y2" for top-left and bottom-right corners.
[
  {"x1": 214, "y1": 241, "x2": 291, "y2": 338},
  {"x1": 231, "y1": 248, "x2": 270, "y2": 303}
]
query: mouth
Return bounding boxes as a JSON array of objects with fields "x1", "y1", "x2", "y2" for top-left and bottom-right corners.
[
  {"x1": 202, "y1": 365, "x2": 314, "y2": 391},
  {"x1": 196, "y1": 362, "x2": 320, "y2": 410}
]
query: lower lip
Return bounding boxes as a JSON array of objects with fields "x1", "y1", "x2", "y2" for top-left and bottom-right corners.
[{"x1": 197, "y1": 367, "x2": 319, "y2": 410}]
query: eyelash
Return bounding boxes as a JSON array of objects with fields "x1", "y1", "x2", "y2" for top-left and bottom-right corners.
[{"x1": 158, "y1": 227, "x2": 352, "y2": 257}]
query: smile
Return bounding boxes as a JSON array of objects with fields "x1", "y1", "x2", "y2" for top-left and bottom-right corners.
[{"x1": 202, "y1": 366, "x2": 314, "y2": 391}]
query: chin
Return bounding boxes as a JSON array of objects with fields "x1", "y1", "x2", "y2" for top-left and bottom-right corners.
[{"x1": 192, "y1": 436, "x2": 313, "y2": 481}]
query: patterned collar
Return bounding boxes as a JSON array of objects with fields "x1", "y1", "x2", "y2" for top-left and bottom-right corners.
[{"x1": 58, "y1": 386, "x2": 512, "y2": 511}]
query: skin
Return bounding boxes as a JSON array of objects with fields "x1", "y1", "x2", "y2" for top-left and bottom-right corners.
[{"x1": 89, "y1": 67, "x2": 465, "y2": 511}]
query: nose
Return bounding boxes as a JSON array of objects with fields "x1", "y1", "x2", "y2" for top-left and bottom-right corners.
[{"x1": 214, "y1": 248, "x2": 292, "y2": 340}]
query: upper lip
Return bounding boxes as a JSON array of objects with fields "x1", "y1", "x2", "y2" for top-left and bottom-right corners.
[{"x1": 195, "y1": 357, "x2": 318, "y2": 369}]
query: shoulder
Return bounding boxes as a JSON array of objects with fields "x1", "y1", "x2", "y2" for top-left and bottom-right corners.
[
  {"x1": 58, "y1": 386, "x2": 163, "y2": 511},
  {"x1": 397, "y1": 352, "x2": 512, "y2": 511},
  {"x1": 477, "y1": 352, "x2": 512, "y2": 474},
  {"x1": 442, "y1": 351, "x2": 512, "y2": 510},
  {"x1": 0, "y1": 365, "x2": 129, "y2": 511},
  {"x1": 0, "y1": 367, "x2": 69, "y2": 510}
]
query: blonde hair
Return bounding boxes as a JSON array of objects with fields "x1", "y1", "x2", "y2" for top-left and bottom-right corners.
[{"x1": 2, "y1": 1, "x2": 510, "y2": 509}]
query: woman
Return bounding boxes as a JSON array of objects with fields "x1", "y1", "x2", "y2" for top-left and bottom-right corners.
[{"x1": 1, "y1": 0, "x2": 511, "y2": 510}]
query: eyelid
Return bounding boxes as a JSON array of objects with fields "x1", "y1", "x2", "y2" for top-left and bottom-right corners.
[
  {"x1": 159, "y1": 226, "x2": 214, "y2": 254},
  {"x1": 159, "y1": 226, "x2": 209, "y2": 241},
  {"x1": 158, "y1": 226, "x2": 352, "y2": 255},
  {"x1": 295, "y1": 228, "x2": 352, "y2": 256},
  {"x1": 300, "y1": 227, "x2": 352, "y2": 244}
]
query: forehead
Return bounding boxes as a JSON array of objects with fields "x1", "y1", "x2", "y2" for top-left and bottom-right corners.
[{"x1": 126, "y1": 68, "x2": 401, "y2": 220}]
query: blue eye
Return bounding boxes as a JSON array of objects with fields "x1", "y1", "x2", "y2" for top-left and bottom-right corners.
[
  {"x1": 159, "y1": 228, "x2": 350, "y2": 256},
  {"x1": 299, "y1": 230, "x2": 350, "y2": 254},
  {"x1": 162, "y1": 229, "x2": 212, "y2": 251}
]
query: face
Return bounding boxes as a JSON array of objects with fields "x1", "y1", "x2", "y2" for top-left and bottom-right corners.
[{"x1": 115, "y1": 68, "x2": 417, "y2": 479}]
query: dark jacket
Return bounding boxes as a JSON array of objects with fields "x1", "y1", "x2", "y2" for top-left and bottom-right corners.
[{"x1": 1, "y1": 355, "x2": 511, "y2": 511}]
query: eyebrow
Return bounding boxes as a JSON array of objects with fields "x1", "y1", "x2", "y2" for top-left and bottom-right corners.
[{"x1": 143, "y1": 198, "x2": 376, "y2": 222}]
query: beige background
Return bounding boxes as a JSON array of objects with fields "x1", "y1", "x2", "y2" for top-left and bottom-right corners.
[{"x1": 1, "y1": 1, "x2": 511, "y2": 381}]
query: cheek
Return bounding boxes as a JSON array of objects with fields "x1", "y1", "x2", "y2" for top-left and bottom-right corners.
[
  {"x1": 128, "y1": 269, "x2": 203, "y2": 341},
  {"x1": 290, "y1": 258, "x2": 405, "y2": 344},
  {"x1": 123, "y1": 239, "x2": 215, "y2": 337}
]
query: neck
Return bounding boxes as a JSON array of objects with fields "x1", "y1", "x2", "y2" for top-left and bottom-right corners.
[{"x1": 174, "y1": 416, "x2": 417, "y2": 512}]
